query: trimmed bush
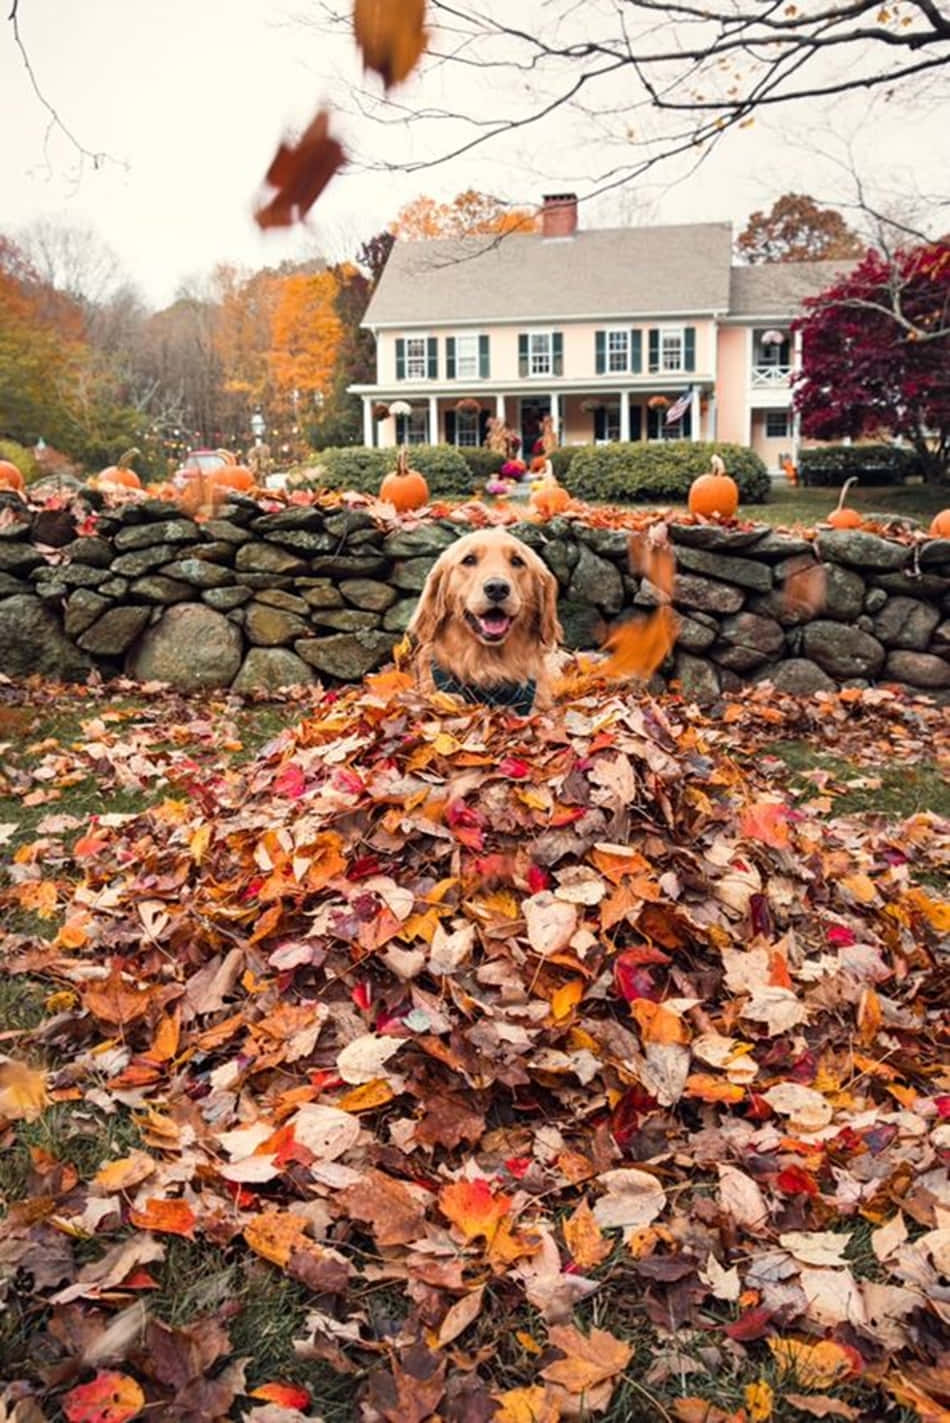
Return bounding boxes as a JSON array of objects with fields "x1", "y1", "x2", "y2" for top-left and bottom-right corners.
[
  {"x1": 548, "y1": 447, "x2": 579, "y2": 480},
  {"x1": 798, "y1": 443, "x2": 923, "y2": 487},
  {"x1": 0, "y1": 439, "x2": 40, "y2": 485},
  {"x1": 301, "y1": 444, "x2": 475, "y2": 498},
  {"x1": 458, "y1": 448, "x2": 505, "y2": 481},
  {"x1": 562, "y1": 441, "x2": 770, "y2": 505}
]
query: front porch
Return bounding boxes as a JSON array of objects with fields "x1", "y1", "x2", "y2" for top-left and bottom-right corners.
[{"x1": 357, "y1": 385, "x2": 714, "y2": 451}]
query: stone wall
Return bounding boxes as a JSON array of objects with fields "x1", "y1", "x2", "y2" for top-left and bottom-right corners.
[{"x1": 1, "y1": 490, "x2": 948, "y2": 700}]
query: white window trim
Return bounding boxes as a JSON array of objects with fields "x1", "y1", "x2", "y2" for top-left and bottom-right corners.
[
  {"x1": 454, "y1": 409, "x2": 480, "y2": 447},
  {"x1": 527, "y1": 329, "x2": 555, "y2": 377},
  {"x1": 658, "y1": 325, "x2": 686, "y2": 374},
  {"x1": 455, "y1": 332, "x2": 481, "y2": 381},
  {"x1": 605, "y1": 326, "x2": 630, "y2": 375},
  {"x1": 405, "y1": 336, "x2": 428, "y2": 381},
  {"x1": 764, "y1": 410, "x2": 791, "y2": 438}
]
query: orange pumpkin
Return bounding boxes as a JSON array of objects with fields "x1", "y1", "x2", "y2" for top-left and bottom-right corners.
[
  {"x1": 380, "y1": 447, "x2": 429, "y2": 512},
  {"x1": 688, "y1": 455, "x2": 739, "y2": 519},
  {"x1": 97, "y1": 447, "x2": 142, "y2": 490},
  {"x1": 929, "y1": 509, "x2": 950, "y2": 537},
  {"x1": 212, "y1": 464, "x2": 255, "y2": 493},
  {"x1": 531, "y1": 479, "x2": 572, "y2": 518},
  {"x1": 0, "y1": 459, "x2": 25, "y2": 494},
  {"x1": 826, "y1": 476, "x2": 862, "y2": 529}
]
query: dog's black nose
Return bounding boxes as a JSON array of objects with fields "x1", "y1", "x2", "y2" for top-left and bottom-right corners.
[{"x1": 483, "y1": 578, "x2": 510, "y2": 603}]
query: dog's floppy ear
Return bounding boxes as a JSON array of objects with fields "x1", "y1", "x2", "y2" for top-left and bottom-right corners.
[
  {"x1": 407, "y1": 553, "x2": 451, "y2": 650},
  {"x1": 526, "y1": 548, "x2": 563, "y2": 648}
]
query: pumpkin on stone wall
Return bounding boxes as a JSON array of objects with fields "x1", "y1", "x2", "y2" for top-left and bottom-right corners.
[
  {"x1": 94, "y1": 448, "x2": 143, "y2": 492},
  {"x1": 687, "y1": 455, "x2": 739, "y2": 520},
  {"x1": 379, "y1": 447, "x2": 429, "y2": 512},
  {"x1": 0, "y1": 459, "x2": 25, "y2": 495},
  {"x1": 825, "y1": 477, "x2": 863, "y2": 529}
]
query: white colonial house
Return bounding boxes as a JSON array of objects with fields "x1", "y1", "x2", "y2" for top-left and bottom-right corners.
[{"x1": 350, "y1": 195, "x2": 852, "y2": 470}]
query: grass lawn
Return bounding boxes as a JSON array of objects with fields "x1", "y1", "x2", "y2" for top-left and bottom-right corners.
[
  {"x1": 658, "y1": 480, "x2": 947, "y2": 527},
  {"x1": 1, "y1": 676, "x2": 947, "y2": 1421}
]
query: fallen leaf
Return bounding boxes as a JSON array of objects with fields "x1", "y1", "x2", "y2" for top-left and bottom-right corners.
[
  {"x1": 767, "y1": 1337, "x2": 862, "y2": 1388},
  {"x1": 127, "y1": 1198, "x2": 196, "y2": 1238},
  {"x1": 439, "y1": 1178, "x2": 511, "y2": 1244},
  {"x1": 62, "y1": 1372, "x2": 145, "y2": 1423},
  {"x1": 0, "y1": 1059, "x2": 48, "y2": 1122}
]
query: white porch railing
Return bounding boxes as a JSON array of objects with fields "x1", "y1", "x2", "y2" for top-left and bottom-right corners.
[{"x1": 751, "y1": 364, "x2": 792, "y2": 387}]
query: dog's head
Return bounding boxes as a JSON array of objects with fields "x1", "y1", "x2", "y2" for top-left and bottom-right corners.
[{"x1": 407, "y1": 527, "x2": 562, "y2": 662}]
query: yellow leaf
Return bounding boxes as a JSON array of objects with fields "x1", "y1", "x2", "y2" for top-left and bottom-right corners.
[
  {"x1": 0, "y1": 1059, "x2": 48, "y2": 1122},
  {"x1": 190, "y1": 823, "x2": 212, "y2": 863},
  {"x1": 337, "y1": 1078, "x2": 394, "y2": 1113},
  {"x1": 768, "y1": 1337, "x2": 862, "y2": 1389},
  {"x1": 494, "y1": 1385, "x2": 561, "y2": 1423},
  {"x1": 244, "y1": 1209, "x2": 309, "y2": 1267},
  {"x1": 838, "y1": 873, "x2": 878, "y2": 904},
  {"x1": 439, "y1": 1178, "x2": 511, "y2": 1244},
  {"x1": 550, "y1": 978, "x2": 584, "y2": 1022},
  {"x1": 92, "y1": 1151, "x2": 157, "y2": 1195},
  {"x1": 745, "y1": 1379, "x2": 774, "y2": 1421},
  {"x1": 563, "y1": 1198, "x2": 612, "y2": 1270}
]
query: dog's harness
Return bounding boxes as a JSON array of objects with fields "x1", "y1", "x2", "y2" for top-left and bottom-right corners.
[{"x1": 431, "y1": 661, "x2": 536, "y2": 715}]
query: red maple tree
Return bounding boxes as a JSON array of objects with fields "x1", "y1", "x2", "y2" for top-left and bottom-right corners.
[{"x1": 793, "y1": 241, "x2": 950, "y2": 483}]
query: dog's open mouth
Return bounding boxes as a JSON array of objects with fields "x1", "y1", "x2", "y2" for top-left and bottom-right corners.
[{"x1": 466, "y1": 609, "x2": 513, "y2": 643}]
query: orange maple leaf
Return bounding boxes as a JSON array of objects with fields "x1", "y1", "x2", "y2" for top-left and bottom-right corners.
[
  {"x1": 354, "y1": 0, "x2": 428, "y2": 89},
  {"x1": 439, "y1": 1178, "x2": 512, "y2": 1244},
  {"x1": 127, "y1": 1197, "x2": 196, "y2": 1238},
  {"x1": 255, "y1": 109, "x2": 345, "y2": 231}
]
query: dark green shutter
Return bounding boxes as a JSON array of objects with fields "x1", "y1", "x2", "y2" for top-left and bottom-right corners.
[
  {"x1": 629, "y1": 404, "x2": 642, "y2": 441},
  {"x1": 427, "y1": 337, "x2": 438, "y2": 379},
  {"x1": 444, "y1": 410, "x2": 456, "y2": 445},
  {"x1": 446, "y1": 337, "x2": 456, "y2": 379},
  {"x1": 595, "y1": 331, "x2": 606, "y2": 375},
  {"x1": 648, "y1": 328, "x2": 659, "y2": 374},
  {"x1": 518, "y1": 333, "x2": 529, "y2": 378},
  {"x1": 631, "y1": 330, "x2": 642, "y2": 373},
  {"x1": 684, "y1": 326, "x2": 696, "y2": 372},
  {"x1": 552, "y1": 331, "x2": 563, "y2": 376},
  {"x1": 395, "y1": 338, "x2": 406, "y2": 381},
  {"x1": 593, "y1": 407, "x2": 607, "y2": 441},
  {"x1": 479, "y1": 334, "x2": 490, "y2": 379}
]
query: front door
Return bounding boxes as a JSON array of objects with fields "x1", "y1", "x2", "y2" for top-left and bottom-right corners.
[{"x1": 519, "y1": 398, "x2": 550, "y2": 460}]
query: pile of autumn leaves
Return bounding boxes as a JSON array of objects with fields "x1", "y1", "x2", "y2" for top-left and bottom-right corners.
[{"x1": 1, "y1": 675, "x2": 949, "y2": 1423}]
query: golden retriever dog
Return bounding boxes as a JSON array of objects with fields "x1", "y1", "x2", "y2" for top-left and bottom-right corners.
[{"x1": 406, "y1": 527, "x2": 563, "y2": 713}]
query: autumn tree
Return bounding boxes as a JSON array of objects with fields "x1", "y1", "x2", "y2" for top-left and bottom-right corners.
[
  {"x1": 267, "y1": 268, "x2": 344, "y2": 425},
  {"x1": 391, "y1": 189, "x2": 539, "y2": 241},
  {"x1": 358, "y1": 230, "x2": 395, "y2": 285},
  {"x1": 793, "y1": 241, "x2": 950, "y2": 483},
  {"x1": 737, "y1": 194, "x2": 866, "y2": 265}
]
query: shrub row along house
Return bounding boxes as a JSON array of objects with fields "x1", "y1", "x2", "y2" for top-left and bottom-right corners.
[{"x1": 351, "y1": 195, "x2": 852, "y2": 471}]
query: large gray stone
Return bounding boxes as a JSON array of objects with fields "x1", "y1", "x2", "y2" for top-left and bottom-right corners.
[
  {"x1": 873, "y1": 596, "x2": 941, "y2": 650},
  {"x1": 671, "y1": 651, "x2": 721, "y2": 703},
  {"x1": 822, "y1": 564, "x2": 866, "y2": 621},
  {"x1": 0, "y1": 543, "x2": 43, "y2": 574},
  {"x1": 64, "y1": 589, "x2": 112, "y2": 638},
  {"x1": 535, "y1": 538, "x2": 578, "y2": 587},
  {"x1": 262, "y1": 529, "x2": 335, "y2": 554},
  {"x1": 567, "y1": 545, "x2": 624, "y2": 614},
  {"x1": 0, "y1": 595, "x2": 91, "y2": 680},
  {"x1": 675, "y1": 614, "x2": 719, "y2": 653},
  {"x1": 310, "y1": 554, "x2": 388, "y2": 579},
  {"x1": 202, "y1": 586, "x2": 253, "y2": 611},
  {"x1": 62, "y1": 536, "x2": 114, "y2": 567},
  {"x1": 669, "y1": 525, "x2": 766, "y2": 551},
  {"x1": 244, "y1": 602, "x2": 311, "y2": 646},
  {"x1": 113, "y1": 518, "x2": 199, "y2": 551},
  {"x1": 382, "y1": 525, "x2": 458, "y2": 558},
  {"x1": 673, "y1": 544, "x2": 771, "y2": 592},
  {"x1": 310, "y1": 608, "x2": 381, "y2": 632},
  {"x1": 340, "y1": 578, "x2": 397, "y2": 612},
  {"x1": 575, "y1": 526, "x2": 631, "y2": 560},
  {"x1": 753, "y1": 658, "x2": 836, "y2": 694},
  {"x1": 383, "y1": 598, "x2": 418, "y2": 634},
  {"x1": 323, "y1": 509, "x2": 381, "y2": 538},
  {"x1": 295, "y1": 630, "x2": 394, "y2": 679},
  {"x1": 129, "y1": 576, "x2": 193, "y2": 604},
  {"x1": 112, "y1": 544, "x2": 182, "y2": 576},
  {"x1": 883, "y1": 650, "x2": 950, "y2": 688},
  {"x1": 672, "y1": 573, "x2": 744, "y2": 615},
  {"x1": 0, "y1": 573, "x2": 28, "y2": 597},
  {"x1": 801, "y1": 620, "x2": 886, "y2": 679},
  {"x1": 160, "y1": 558, "x2": 235, "y2": 588},
  {"x1": 234, "y1": 541, "x2": 307, "y2": 575},
  {"x1": 711, "y1": 612, "x2": 785, "y2": 671},
  {"x1": 744, "y1": 531, "x2": 813, "y2": 560},
  {"x1": 815, "y1": 529, "x2": 910, "y2": 572},
  {"x1": 918, "y1": 538, "x2": 950, "y2": 567},
  {"x1": 31, "y1": 562, "x2": 106, "y2": 589},
  {"x1": 391, "y1": 556, "x2": 439, "y2": 592},
  {"x1": 232, "y1": 647, "x2": 316, "y2": 692},
  {"x1": 301, "y1": 582, "x2": 344, "y2": 609},
  {"x1": 251, "y1": 507, "x2": 327, "y2": 533},
  {"x1": 255, "y1": 588, "x2": 310, "y2": 614},
  {"x1": 126, "y1": 603, "x2": 244, "y2": 689},
  {"x1": 202, "y1": 519, "x2": 251, "y2": 544},
  {"x1": 78, "y1": 605, "x2": 152, "y2": 656},
  {"x1": 557, "y1": 599, "x2": 605, "y2": 650}
]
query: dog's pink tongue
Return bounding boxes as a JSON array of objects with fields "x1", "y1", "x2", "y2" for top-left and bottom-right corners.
[{"x1": 480, "y1": 611, "x2": 510, "y2": 636}]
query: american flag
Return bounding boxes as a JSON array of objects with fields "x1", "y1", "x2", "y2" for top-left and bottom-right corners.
[{"x1": 664, "y1": 386, "x2": 694, "y2": 425}]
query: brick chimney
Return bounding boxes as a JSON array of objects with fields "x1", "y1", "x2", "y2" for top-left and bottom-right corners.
[{"x1": 541, "y1": 193, "x2": 578, "y2": 240}]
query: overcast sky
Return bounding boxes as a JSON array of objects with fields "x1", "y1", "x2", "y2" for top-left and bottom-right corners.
[{"x1": 2, "y1": 0, "x2": 947, "y2": 308}]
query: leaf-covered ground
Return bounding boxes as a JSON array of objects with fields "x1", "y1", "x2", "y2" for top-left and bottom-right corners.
[{"x1": 0, "y1": 672, "x2": 948, "y2": 1423}]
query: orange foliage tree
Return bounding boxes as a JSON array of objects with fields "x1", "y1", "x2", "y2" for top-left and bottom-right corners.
[
  {"x1": 391, "y1": 188, "x2": 539, "y2": 240},
  {"x1": 267, "y1": 267, "x2": 344, "y2": 419}
]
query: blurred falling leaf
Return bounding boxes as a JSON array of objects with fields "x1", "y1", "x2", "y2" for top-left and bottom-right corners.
[
  {"x1": 254, "y1": 109, "x2": 345, "y2": 230},
  {"x1": 600, "y1": 605, "x2": 677, "y2": 681},
  {"x1": 0, "y1": 1058, "x2": 48, "y2": 1123},
  {"x1": 783, "y1": 561, "x2": 827, "y2": 617},
  {"x1": 354, "y1": 0, "x2": 428, "y2": 89}
]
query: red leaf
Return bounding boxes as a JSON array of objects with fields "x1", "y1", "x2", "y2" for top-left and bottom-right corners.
[
  {"x1": 63, "y1": 1373, "x2": 145, "y2": 1423},
  {"x1": 776, "y1": 1165, "x2": 820, "y2": 1196},
  {"x1": 273, "y1": 763, "x2": 307, "y2": 798},
  {"x1": 250, "y1": 1383, "x2": 312, "y2": 1410},
  {"x1": 724, "y1": 1305, "x2": 774, "y2": 1341},
  {"x1": 254, "y1": 109, "x2": 345, "y2": 231},
  {"x1": 498, "y1": 756, "x2": 531, "y2": 779}
]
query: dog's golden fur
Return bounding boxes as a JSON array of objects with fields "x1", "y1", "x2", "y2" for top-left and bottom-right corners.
[{"x1": 407, "y1": 527, "x2": 563, "y2": 710}]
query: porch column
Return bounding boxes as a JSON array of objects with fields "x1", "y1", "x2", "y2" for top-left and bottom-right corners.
[
  {"x1": 428, "y1": 395, "x2": 439, "y2": 444},
  {"x1": 495, "y1": 393, "x2": 506, "y2": 421},
  {"x1": 691, "y1": 385, "x2": 701, "y2": 442},
  {"x1": 619, "y1": 390, "x2": 630, "y2": 443},
  {"x1": 549, "y1": 391, "x2": 560, "y2": 441},
  {"x1": 362, "y1": 396, "x2": 374, "y2": 448}
]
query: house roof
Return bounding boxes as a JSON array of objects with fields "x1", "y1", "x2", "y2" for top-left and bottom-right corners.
[
  {"x1": 727, "y1": 260, "x2": 855, "y2": 317},
  {"x1": 362, "y1": 223, "x2": 735, "y2": 326}
]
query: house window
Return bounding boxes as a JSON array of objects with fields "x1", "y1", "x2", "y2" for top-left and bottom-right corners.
[
  {"x1": 405, "y1": 337, "x2": 427, "y2": 380},
  {"x1": 395, "y1": 408, "x2": 429, "y2": 445},
  {"x1": 455, "y1": 410, "x2": 480, "y2": 447},
  {"x1": 756, "y1": 332, "x2": 791, "y2": 366},
  {"x1": 530, "y1": 332, "x2": 552, "y2": 375},
  {"x1": 456, "y1": 335, "x2": 479, "y2": 380},
  {"x1": 647, "y1": 404, "x2": 692, "y2": 441},
  {"x1": 607, "y1": 331, "x2": 628, "y2": 373},
  {"x1": 765, "y1": 410, "x2": 790, "y2": 438},
  {"x1": 661, "y1": 328, "x2": 685, "y2": 372}
]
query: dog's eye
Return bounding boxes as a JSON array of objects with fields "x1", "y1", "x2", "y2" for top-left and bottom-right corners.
[
  {"x1": 461, "y1": 552, "x2": 478, "y2": 566},
  {"x1": 510, "y1": 554, "x2": 526, "y2": 568}
]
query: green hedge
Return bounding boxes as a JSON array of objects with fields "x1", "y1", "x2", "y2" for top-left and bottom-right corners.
[
  {"x1": 798, "y1": 444, "x2": 923, "y2": 487},
  {"x1": 458, "y1": 448, "x2": 505, "y2": 481},
  {"x1": 548, "y1": 447, "x2": 579, "y2": 480},
  {"x1": 301, "y1": 444, "x2": 475, "y2": 498},
  {"x1": 0, "y1": 439, "x2": 40, "y2": 485},
  {"x1": 561, "y1": 441, "x2": 770, "y2": 505}
]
